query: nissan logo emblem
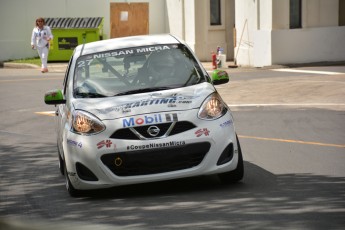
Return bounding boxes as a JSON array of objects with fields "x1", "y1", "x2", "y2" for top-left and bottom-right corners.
[{"x1": 147, "y1": 126, "x2": 160, "y2": 137}]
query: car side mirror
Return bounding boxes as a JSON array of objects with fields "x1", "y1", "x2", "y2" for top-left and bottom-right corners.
[
  {"x1": 44, "y1": 89, "x2": 66, "y2": 105},
  {"x1": 211, "y1": 70, "x2": 229, "y2": 85}
]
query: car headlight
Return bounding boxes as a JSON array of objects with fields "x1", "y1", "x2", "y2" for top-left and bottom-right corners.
[
  {"x1": 71, "y1": 110, "x2": 105, "y2": 135},
  {"x1": 198, "y1": 93, "x2": 228, "y2": 120}
]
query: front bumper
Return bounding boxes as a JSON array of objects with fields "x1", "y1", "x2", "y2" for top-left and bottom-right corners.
[{"x1": 63, "y1": 111, "x2": 239, "y2": 190}]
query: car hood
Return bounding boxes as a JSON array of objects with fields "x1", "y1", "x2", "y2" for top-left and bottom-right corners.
[{"x1": 72, "y1": 82, "x2": 216, "y2": 120}]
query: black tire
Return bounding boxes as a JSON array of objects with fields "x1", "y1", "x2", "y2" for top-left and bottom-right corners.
[
  {"x1": 63, "y1": 161, "x2": 82, "y2": 197},
  {"x1": 57, "y1": 144, "x2": 64, "y2": 176},
  {"x1": 218, "y1": 134, "x2": 244, "y2": 184}
]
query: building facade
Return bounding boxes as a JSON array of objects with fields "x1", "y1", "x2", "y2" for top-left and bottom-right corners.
[
  {"x1": 235, "y1": 0, "x2": 345, "y2": 67},
  {"x1": 0, "y1": 0, "x2": 235, "y2": 63},
  {"x1": 0, "y1": 0, "x2": 344, "y2": 67}
]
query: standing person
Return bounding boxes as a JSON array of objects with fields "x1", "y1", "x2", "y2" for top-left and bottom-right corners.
[{"x1": 31, "y1": 17, "x2": 53, "y2": 73}]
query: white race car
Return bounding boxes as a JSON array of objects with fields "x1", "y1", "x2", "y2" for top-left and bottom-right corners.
[{"x1": 45, "y1": 34, "x2": 243, "y2": 197}]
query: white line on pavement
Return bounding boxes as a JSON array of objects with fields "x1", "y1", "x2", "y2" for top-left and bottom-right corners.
[
  {"x1": 35, "y1": 111, "x2": 56, "y2": 116},
  {"x1": 228, "y1": 103, "x2": 345, "y2": 107},
  {"x1": 271, "y1": 69, "x2": 344, "y2": 75}
]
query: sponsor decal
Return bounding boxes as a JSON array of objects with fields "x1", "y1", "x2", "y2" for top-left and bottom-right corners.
[
  {"x1": 195, "y1": 128, "x2": 210, "y2": 137},
  {"x1": 122, "y1": 108, "x2": 131, "y2": 113},
  {"x1": 220, "y1": 120, "x2": 233, "y2": 128},
  {"x1": 122, "y1": 113, "x2": 178, "y2": 128},
  {"x1": 93, "y1": 46, "x2": 171, "y2": 59},
  {"x1": 95, "y1": 95, "x2": 197, "y2": 115},
  {"x1": 67, "y1": 139, "x2": 82, "y2": 148},
  {"x1": 127, "y1": 141, "x2": 186, "y2": 150},
  {"x1": 77, "y1": 45, "x2": 174, "y2": 67},
  {"x1": 97, "y1": 140, "x2": 113, "y2": 149},
  {"x1": 165, "y1": 113, "x2": 178, "y2": 122}
]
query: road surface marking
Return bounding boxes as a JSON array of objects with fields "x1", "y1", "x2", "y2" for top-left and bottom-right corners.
[
  {"x1": 35, "y1": 111, "x2": 56, "y2": 116},
  {"x1": 238, "y1": 135, "x2": 345, "y2": 148},
  {"x1": 228, "y1": 103, "x2": 345, "y2": 107},
  {"x1": 272, "y1": 69, "x2": 344, "y2": 75}
]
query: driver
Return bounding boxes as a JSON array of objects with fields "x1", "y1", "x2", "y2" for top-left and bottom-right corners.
[{"x1": 147, "y1": 51, "x2": 177, "y2": 84}]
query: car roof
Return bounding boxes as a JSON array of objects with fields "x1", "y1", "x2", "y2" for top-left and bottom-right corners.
[{"x1": 74, "y1": 34, "x2": 183, "y2": 57}]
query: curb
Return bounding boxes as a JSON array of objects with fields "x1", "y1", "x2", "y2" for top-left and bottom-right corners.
[
  {"x1": 1, "y1": 62, "x2": 68, "y2": 73},
  {"x1": 2, "y1": 62, "x2": 39, "y2": 69},
  {"x1": 0, "y1": 62, "x2": 272, "y2": 73},
  {"x1": 2, "y1": 61, "x2": 344, "y2": 73}
]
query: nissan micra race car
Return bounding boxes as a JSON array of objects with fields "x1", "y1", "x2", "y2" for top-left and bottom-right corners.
[{"x1": 45, "y1": 34, "x2": 244, "y2": 196}]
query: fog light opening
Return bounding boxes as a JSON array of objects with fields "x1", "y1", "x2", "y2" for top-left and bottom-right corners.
[
  {"x1": 217, "y1": 143, "x2": 234, "y2": 166},
  {"x1": 76, "y1": 162, "x2": 98, "y2": 181}
]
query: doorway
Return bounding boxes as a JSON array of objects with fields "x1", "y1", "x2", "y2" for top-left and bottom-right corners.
[{"x1": 110, "y1": 3, "x2": 149, "y2": 38}]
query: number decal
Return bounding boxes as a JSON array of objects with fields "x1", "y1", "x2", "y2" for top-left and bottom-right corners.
[
  {"x1": 77, "y1": 61, "x2": 85, "y2": 68},
  {"x1": 77, "y1": 59, "x2": 93, "y2": 68}
]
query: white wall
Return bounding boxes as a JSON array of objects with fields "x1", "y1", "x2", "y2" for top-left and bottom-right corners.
[
  {"x1": 0, "y1": 0, "x2": 166, "y2": 61},
  {"x1": 0, "y1": 0, "x2": 234, "y2": 62},
  {"x1": 0, "y1": 0, "x2": 109, "y2": 61},
  {"x1": 236, "y1": 0, "x2": 344, "y2": 67},
  {"x1": 184, "y1": 0, "x2": 196, "y2": 53},
  {"x1": 165, "y1": 0, "x2": 197, "y2": 51},
  {"x1": 166, "y1": 0, "x2": 235, "y2": 61},
  {"x1": 253, "y1": 29, "x2": 271, "y2": 67},
  {"x1": 271, "y1": 26, "x2": 345, "y2": 65},
  {"x1": 234, "y1": 0, "x2": 257, "y2": 65},
  {"x1": 253, "y1": 26, "x2": 345, "y2": 67},
  {"x1": 166, "y1": 0, "x2": 184, "y2": 38}
]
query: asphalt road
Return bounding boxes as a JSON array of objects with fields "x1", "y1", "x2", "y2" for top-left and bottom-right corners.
[{"x1": 0, "y1": 65, "x2": 344, "y2": 229}]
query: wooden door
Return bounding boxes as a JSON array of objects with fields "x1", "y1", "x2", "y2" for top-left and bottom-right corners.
[{"x1": 110, "y1": 3, "x2": 149, "y2": 38}]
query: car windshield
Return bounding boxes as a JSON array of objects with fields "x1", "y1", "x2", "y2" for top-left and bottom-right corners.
[{"x1": 73, "y1": 44, "x2": 206, "y2": 98}]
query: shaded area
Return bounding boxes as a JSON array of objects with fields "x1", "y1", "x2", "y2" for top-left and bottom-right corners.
[{"x1": 0, "y1": 138, "x2": 344, "y2": 230}]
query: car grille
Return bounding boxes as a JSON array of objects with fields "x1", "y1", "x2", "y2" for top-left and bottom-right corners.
[
  {"x1": 100, "y1": 142, "x2": 211, "y2": 176},
  {"x1": 110, "y1": 121, "x2": 196, "y2": 140}
]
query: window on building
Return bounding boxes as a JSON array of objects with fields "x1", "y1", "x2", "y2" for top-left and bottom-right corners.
[
  {"x1": 210, "y1": 0, "x2": 221, "y2": 26},
  {"x1": 290, "y1": 0, "x2": 302, "y2": 29}
]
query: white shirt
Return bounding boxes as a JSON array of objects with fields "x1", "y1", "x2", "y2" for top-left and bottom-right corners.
[{"x1": 31, "y1": 25, "x2": 53, "y2": 48}]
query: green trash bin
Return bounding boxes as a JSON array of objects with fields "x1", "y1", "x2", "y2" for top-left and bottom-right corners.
[{"x1": 45, "y1": 17, "x2": 104, "y2": 61}]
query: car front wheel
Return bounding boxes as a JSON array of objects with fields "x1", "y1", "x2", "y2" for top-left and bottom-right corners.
[
  {"x1": 63, "y1": 162, "x2": 82, "y2": 197},
  {"x1": 57, "y1": 143, "x2": 64, "y2": 176}
]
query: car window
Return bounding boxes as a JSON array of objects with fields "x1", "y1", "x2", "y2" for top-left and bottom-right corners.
[
  {"x1": 63, "y1": 54, "x2": 74, "y2": 95},
  {"x1": 73, "y1": 44, "x2": 205, "y2": 98}
]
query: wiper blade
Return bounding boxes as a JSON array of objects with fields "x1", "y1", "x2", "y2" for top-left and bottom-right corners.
[
  {"x1": 114, "y1": 87, "x2": 172, "y2": 96},
  {"x1": 75, "y1": 92, "x2": 107, "y2": 98}
]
